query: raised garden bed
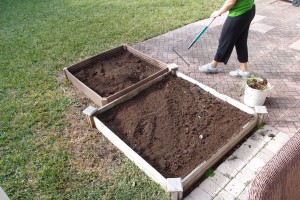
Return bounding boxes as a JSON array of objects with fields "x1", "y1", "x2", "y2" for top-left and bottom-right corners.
[
  {"x1": 64, "y1": 45, "x2": 168, "y2": 107},
  {"x1": 84, "y1": 71, "x2": 259, "y2": 197}
]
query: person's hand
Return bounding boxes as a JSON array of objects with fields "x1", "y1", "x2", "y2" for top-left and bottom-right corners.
[{"x1": 210, "y1": 10, "x2": 221, "y2": 18}]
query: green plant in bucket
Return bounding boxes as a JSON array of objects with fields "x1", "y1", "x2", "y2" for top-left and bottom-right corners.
[{"x1": 246, "y1": 75, "x2": 269, "y2": 91}]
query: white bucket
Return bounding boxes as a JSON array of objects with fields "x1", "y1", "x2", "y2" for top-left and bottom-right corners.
[{"x1": 243, "y1": 83, "x2": 272, "y2": 107}]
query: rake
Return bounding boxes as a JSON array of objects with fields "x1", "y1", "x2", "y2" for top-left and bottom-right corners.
[{"x1": 188, "y1": 17, "x2": 216, "y2": 49}]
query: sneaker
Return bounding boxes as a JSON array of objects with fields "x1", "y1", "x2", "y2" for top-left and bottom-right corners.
[
  {"x1": 199, "y1": 63, "x2": 219, "y2": 74},
  {"x1": 229, "y1": 69, "x2": 250, "y2": 78}
]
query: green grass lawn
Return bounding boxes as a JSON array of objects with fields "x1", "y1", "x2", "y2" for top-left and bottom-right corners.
[{"x1": 0, "y1": 0, "x2": 222, "y2": 199}]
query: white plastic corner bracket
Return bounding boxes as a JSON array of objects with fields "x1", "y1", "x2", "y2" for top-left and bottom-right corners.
[
  {"x1": 254, "y1": 106, "x2": 268, "y2": 127},
  {"x1": 167, "y1": 178, "x2": 183, "y2": 200},
  {"x1": 83, "y1": 106, "x2": 98, "y2": 127},
  {"x1": 168, "y1": 63, "x2": 179, "y2": 75}
]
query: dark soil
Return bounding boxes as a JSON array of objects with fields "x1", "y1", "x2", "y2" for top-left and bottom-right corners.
[
  {"x1": 97, "y1": 75, "x2": 254, "y2": 178},
  {"x1": 73, "y1": 51, "x2": 162, "y2": 97},
  {"x1": 247, "y1": 78, "x2": 268, "y2": 90}
]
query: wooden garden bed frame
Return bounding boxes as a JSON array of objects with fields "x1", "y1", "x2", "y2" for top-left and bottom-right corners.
[
  {"x1": 83, "y1": 66, "x2": 267, "y2": 199},
  {"x1": 64, "y1": 44, "x2": 168, "y2": 107}
]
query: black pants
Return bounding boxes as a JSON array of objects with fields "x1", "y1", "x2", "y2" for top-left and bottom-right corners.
[{"x1": 214, "y1": 4, "x2": 256, "y2": 65}]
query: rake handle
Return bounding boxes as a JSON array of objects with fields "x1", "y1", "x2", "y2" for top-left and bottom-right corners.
[{"x1": 188, "y1": 17, "x2": 216, "y2": 49}]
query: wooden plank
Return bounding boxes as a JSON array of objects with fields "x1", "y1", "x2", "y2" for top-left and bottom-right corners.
[
  {"x1": 93, "y1": 71, "x2": 171, "y2": 116},
  {"x1": 67, "y1": 44, "x2": 169, "y2": 74},
  {"x1": 67, "y1": 45, "x2": 125, "y2": 73},
  {"x1": 106, "y1": 68, "x2": 168, "y2": 102},
  {"x1": 182, "y1": 116, "x2": 258, "y2": 191},
  {"x1": 126, "y1": 45, "x2": 168, "y2": 70},
  {"x1": 94, "y1": 117, "x2": 167, "y2": 190},
  {"x1": 64, "y1": 69, "x2": 104, "y2": 107}
]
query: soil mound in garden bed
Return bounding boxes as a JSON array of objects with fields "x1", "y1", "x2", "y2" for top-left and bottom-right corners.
[
  {"x1": 97, "y1": 75, "x2": 254, "y2": 178},
  {"x1": 73, "y1": 51, "x2": 161, "y2": 97}
]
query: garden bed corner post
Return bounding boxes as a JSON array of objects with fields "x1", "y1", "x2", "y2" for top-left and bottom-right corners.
[
  {"x1": 168, "y1": 63, "x2": 179, "y2": 75},
  {"x1": 254, "y1": 106, "x2": 268, "y2": 127},
  {"x1": 63, "y1": 67, "x2": 68, "y2": 79},
  {"x1": 167, "y1": 178, "x2": 183, "y2": 200},
  {"x1": 83, "y1": 106, "x2": 98, "y2": 127}
]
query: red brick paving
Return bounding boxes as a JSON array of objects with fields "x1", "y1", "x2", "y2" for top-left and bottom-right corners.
[{"x1": 133, "y1": 0, "x2": 300, "y2": 136}]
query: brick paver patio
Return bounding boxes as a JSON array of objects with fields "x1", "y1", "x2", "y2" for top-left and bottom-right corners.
[{"x1": 132, "y1": 0, "x2": 300, "y2": 199}]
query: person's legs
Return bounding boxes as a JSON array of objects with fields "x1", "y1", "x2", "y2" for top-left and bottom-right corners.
[
  {"x1": 234, "y1": 6, "x2": 255, "y2": 71},
  {"x1": 229, "y1": 5, "x2": 256, "y2": 77},
  {"x1": 213, "y1": 5, "x2": 255, "y2": 65},
  {"x1": 199, "y1": 62, "x2": 220, "y2": 74},
  {"x1": 240, "y1": 62, "x2": 248, "y2": 71},
  {"x1": 229, "y1": 26, "x2": 250, "y2": 77},
  {"x1": 229, "y1": 63, "x2": 250, "y2": 78},
  {"x1": 213, "y1": 17, "x2": 237, "y2": 65},
  {"x1": 211, "y1": 60, "x2": 219, "y2": 67},
  {"x1": 235, "y1": 25, "x2": 250, "y2": 69},
  {"x1": 199, "y1": 17, "x2": 237, "y2": 73},
  {"x1": 200, "y1": 5, "x2": 255, "y2": 75}
]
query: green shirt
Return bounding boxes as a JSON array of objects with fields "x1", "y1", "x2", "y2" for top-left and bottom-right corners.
[{"x1": 229, "y1": 0, "x2": 254, "y2": 17}]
